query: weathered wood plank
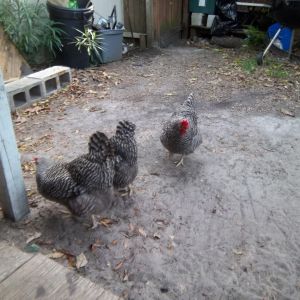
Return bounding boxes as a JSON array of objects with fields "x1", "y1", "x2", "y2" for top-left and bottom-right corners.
[
  {"x1": 145, "y1": 0, "x2": 154, "y2": 47},
  {"x1": 0, "y1": 70, "x2": 29, "y2": 221},
  {"x1": 0, "y1": 241, "x2": 34, "y2": 283},
  {"x1": 0, "y1": 26, "x2": 31, "y2": 81},
  {"x1": 0, "y1": 246, "x2": 120, "y2": 300}
]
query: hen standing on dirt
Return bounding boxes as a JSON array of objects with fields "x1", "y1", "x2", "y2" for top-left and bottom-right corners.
[
  {"x1": 110, "y1": 120, "x2": 138, "y2": 196},
  {"x1": 160, "y1": 93, "x2": 202, "y2": 166},
  {"x1": 35, "y1": 132, "x2": 115, "y2": 216}
]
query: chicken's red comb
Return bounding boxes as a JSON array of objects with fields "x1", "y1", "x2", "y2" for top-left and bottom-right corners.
[{"x1": 180, "y1": 119, "x2": 189, "y2": 127}]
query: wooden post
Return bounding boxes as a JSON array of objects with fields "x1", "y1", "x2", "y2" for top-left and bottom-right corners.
[
  {"x1": 181, "y1": 0, "x2": 190, "y2": 39},
  {"x1": 145, "y1": 0, "x2": 153, "y2": 47},
  {"x1": 0, "y1": 69, "x2": 29, "y2": 221}
]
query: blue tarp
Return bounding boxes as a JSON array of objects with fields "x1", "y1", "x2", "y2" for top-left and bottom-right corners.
[{"x1": 267, "y1": 22, "x2": 292, "y2": 52}]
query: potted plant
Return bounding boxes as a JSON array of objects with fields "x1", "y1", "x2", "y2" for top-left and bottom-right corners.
[{"x1": 73, "y1": 27, "x2": 103, "y2": 66}]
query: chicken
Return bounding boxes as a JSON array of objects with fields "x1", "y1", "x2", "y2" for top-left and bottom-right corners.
[
  {"x1": 110, "y1": 120, "x2": 138, "y2": 196},
  {"x1": 160, "y1": 93, "x2": 202, "y2": 166},
  {"x1": 35, "y1": 131, "x2": 115, "y2": 217}
]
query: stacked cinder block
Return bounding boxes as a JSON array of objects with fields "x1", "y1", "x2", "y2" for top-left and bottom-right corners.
[{"x1": 5, "y1": 66, "x2": 72, "y2": 113}]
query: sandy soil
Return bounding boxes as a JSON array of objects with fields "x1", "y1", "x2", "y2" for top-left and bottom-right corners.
[{"x1": 1, "y1": 45, "x2": 300, "y2": 300}]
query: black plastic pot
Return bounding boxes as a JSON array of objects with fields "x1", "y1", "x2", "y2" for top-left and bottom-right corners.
[{"x1": 46, "y1": 1, "x2": 94, "y2": 69}]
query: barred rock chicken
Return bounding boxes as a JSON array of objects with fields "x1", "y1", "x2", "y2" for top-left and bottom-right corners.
[
  {"x1": 35, "y1": 132, "x2": 115, "y2": 217},
  {"x1": 160, "y1": 93, "x2": 202, "y2": 166},
  {"x1": 110, "y1": 120, "x2": 138, "y2": 196}
]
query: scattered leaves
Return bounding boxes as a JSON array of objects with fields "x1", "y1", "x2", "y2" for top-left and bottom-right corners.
[{"x1": 23, "y1": 101, "x2": 50, "y2": 116}]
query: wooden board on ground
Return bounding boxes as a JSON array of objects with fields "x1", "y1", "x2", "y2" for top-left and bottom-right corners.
[
  {"x1": 0, "y1": 242, "x2": 34, "y2": 283},
  {"x1": 0, "y1": 26, "x2": 32, "y2": 81},
  {"x1": 0, "y1": 242, "x2": 120, "y2": 300}
]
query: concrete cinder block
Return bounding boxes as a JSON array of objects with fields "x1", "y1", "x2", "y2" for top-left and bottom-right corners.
[
  {"x1": 5, "y1": 77, "x2": 44, "y2": 112},
  {"x1": 27, "y1": 66, "x2": 72, "y2": 96}
]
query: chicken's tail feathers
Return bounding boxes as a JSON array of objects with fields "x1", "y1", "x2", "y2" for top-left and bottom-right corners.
[
  {"x1": 88, "y1": 131, "x2": 114, "y2": 157},
  {"x1": 183, "y1": 93, "x2": 195, "y2": 109},
  {"x1": 116, "y1": 120, "x2": 136, "y2": 136}
]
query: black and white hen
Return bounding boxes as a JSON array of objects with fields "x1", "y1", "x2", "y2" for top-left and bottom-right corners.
[
  {"x1": 35, "y1": 131, "x2": 115, "y2": 216},
  {"x1": 160, "y1": 93, "x2": 202, "y2": 166},
  {"x1": 110, "y1": 120, "x2": 138, "y2": 196}
]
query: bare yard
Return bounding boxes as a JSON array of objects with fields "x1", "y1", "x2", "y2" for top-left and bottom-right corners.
[{"x1": 1, "y1": 45, "x2": 300, "y2": 300}]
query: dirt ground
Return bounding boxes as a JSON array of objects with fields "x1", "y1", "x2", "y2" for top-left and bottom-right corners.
[{"x1": 1, "y1": 44, "x2": 300, "y2": 300}]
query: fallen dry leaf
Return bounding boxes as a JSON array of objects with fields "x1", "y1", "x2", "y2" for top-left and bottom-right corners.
[
  {"x1": 67, "y1": 255, "x2": 76, "y2": 268},
  {"x1": 138, "y1": 227, "x2": 147, "y2": 237},
  {"x1": 100, "y1": 218, "x2": 115, "y2": 227},
  {"x1": 76, "y1": 253, "x2": 88, "y2": 269},
  {"x1": 26, "y1": 232, "x2": 42, "y2": 244},
  {"x1": 26, "y1": 190, "x2": 37, "y2": 198},
  {"x1": 90, "y1": 239, "x2": 103, "y2": 252},
  {"x1": 22, "y1": 162, "x2": 36, "y2": 174},
  {"x1": 89, "y1": 106, "x2": 106, "y2": 113},
  {"x1": 280, "y1": 108, "x2": 295, "y2": 117},
  {"x1": 142, "y1": 73, "x2": 154, "y2": 77},
  {"x1": 123, "y1": 270, "x2": 129, "y2": 282},
  {"x1": 233, "y1": 249, "x2": 244, "y2": 255},
  {"x1": 87, "y1": 90, "x2": 97, "y2": 94},
  {"x1": 153, "y1": 232, "x2": 160, "y2": 240},
  {"x1": 111, "y1": 240, "x2": 118, "y2": 246},
  {"x1": 167, "y1": 240, "x2": 175, "y2": 251},
  {"x1": 114, "y1": 260, "x2": 124, "y2": 271},
  {"x1": 48, "y1": 251, "x2": 65, "y2": 259},
  {"x1": 164, "y1": 92, "x2": 176, "y2": 96}
]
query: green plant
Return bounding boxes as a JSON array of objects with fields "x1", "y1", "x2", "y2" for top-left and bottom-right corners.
[
  {"x1": 265, "y1": 62, "x2": 289, "y2": 79},
  {"x1": 0, "y1": 0, "x2": 64, "y2": 63},
  {"x1": 238, "y1": 58, "x2": 257, "y2": 74},
  {"x1": 73, "y1": 27, "x2": 103, "y2": 64},
  {"x1": 244, "y1": 25, "x2": 266, "y2": 48}
]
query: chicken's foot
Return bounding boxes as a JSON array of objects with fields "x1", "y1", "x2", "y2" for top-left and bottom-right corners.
[
  {"x1": 175, "y1": 155, "x2": 184, "y2": 167},
  {"x1": 119, "y1": 185, "x2": 134, "y2": 197}
]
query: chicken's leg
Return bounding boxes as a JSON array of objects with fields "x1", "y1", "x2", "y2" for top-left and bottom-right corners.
[{"x1": 175, "y1": 155, "x2": 184, "y2": 167}]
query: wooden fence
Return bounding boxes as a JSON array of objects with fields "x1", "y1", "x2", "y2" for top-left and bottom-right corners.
[{"x1": 123, "y1": 0, "x2": 188, "y2": 47}]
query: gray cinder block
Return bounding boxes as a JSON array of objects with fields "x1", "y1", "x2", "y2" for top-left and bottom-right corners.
[
  {"x1": 27, "y1": 66, "x2": 72, "y2": 96},
  {"x1": 5, "y1": 77, "x2": 44, "y2": 112}
]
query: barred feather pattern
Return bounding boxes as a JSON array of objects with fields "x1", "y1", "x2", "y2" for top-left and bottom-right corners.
[
  {"x1": 35, "y1": 131, "x2": 115, "y2": 216},
  {"x1": 160, "y1": 93, "x2": 202, "y2": 155},
  {"x1": 110, "y1": 120, "x2": 138, "y2": 190}
]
